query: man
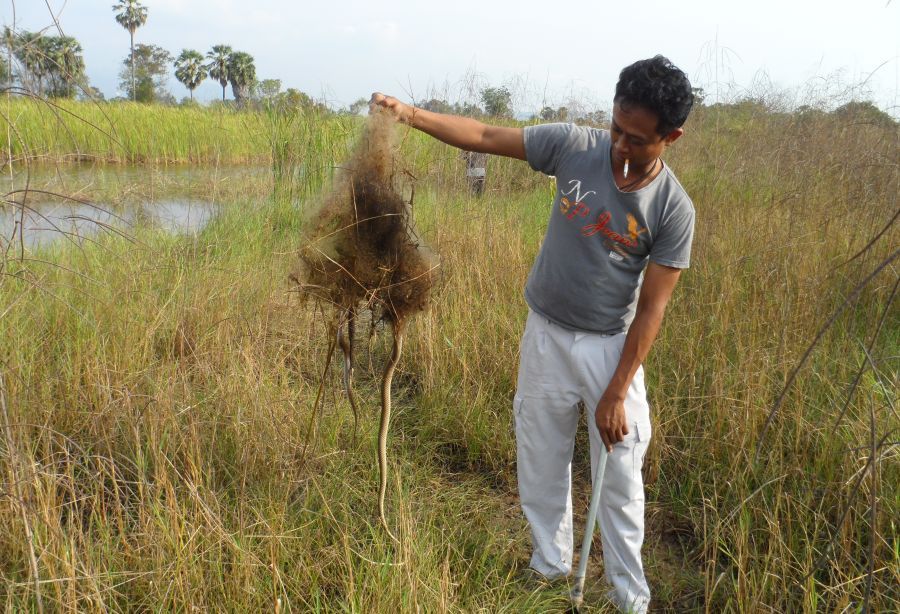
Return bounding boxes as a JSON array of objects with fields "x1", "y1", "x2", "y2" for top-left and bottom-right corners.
[
  {"x1": 371, "y1": 55, "x2": 695, "y2": 613},
  {"x1": 462, "y1": 150, "x2": 488, "y2": 196}
]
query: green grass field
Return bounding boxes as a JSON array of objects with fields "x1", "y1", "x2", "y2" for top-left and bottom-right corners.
[{"x1": 0, "y1": 99, "x2": 897, "y2": 612}]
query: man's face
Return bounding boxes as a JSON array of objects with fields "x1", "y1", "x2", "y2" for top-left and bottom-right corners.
[{"x1": 609, "y1": 102, "x2": 683, "y2": 167}]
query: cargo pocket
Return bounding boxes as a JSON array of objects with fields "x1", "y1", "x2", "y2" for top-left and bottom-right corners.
[
  {"x1": 632, "y1": 421, "x2": 651, "y2": 478},
  {"x1": 633, "y1": 421, "x2": 651, "y2": 443},
  {"x1": 512, "y1": 395, "x2": 524, "y2": 436}
]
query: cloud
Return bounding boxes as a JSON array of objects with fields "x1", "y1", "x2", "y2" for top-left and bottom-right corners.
[
  {"x1": 145, "y1": 0, "x2": 278, "y2": 27},
  {"x1": 337, "y1": 20, "x2": 401, "y2": 44},
  {"x1": 370, "y1": 21, "x2": 400, "y2": 43}
]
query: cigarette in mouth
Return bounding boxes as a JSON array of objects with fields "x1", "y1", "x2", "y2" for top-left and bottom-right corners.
[{"x1": 624, "y1": 158, "x2": 630, "y2": 178}]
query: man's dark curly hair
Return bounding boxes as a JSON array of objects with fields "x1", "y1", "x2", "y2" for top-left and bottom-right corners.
[{"x1": 614, "y1": 55, "x2": 693, "y2": 135}]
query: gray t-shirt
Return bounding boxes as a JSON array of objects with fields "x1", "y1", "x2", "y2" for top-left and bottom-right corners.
[{"x1": 523, "y1": 122, "x2": 695, "y2": 334}]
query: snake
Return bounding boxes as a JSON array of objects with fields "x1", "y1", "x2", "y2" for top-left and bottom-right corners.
[
  {"x1": 336, "y1": 308, "x2": 359, "y2": 444},
  {"x1": 378, "y1": 321, "x2": 404, "y2": 542},
  {"x1": 330, "y1": 304, "x2": 403, "y2": 541}
]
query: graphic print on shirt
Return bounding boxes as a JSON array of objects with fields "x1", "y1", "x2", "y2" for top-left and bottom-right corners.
[
  {"x1": 559, "y1": 179, "x2": 594, "y2": 220},
  {"x1": 558, "y1": 179, "x2": 649, "y2": 260},
  {"x1": 626, "y1": 214, "x2": 648, "y2": 242}
]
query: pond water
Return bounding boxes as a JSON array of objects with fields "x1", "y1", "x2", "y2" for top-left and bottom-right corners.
[
  {"x1": 1, "y1": 164, "x2": 269, "y2": 249},
  {"x1": 0, "y1": 198, "x2": 219, "y2": 249}
]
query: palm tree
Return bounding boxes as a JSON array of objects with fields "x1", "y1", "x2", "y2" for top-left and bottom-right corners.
[
  {"x1": 113, "y1": 0, "x2": 148, "y2": 101},
  {"x1": 206, "y1": 44, "x2": 232, "y2": 102},
  {"x1": 226, "y1": 51, "x2": 256, "y2": 104},
  {"x1": 5, "y1": 30, "x2": 46, "y2": 94},
  {"x1": 174, "y1": 49, "x2": 206, "y2": 101},
  {"x1": 50, "y1": 36, "x2": 85, "y2": 97}
]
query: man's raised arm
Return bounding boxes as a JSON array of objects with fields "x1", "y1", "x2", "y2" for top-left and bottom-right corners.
[{"x1": 370, "y1": 93, "x2": 526, "y2": 161}]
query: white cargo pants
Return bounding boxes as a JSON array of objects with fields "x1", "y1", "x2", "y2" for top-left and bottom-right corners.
[{"x1": 514, "y1": 309, "x2": 651, "y2": 613}]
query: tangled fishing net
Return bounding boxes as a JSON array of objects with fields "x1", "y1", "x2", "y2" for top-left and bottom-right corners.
[{"x1": 296, "y1": 107, "x2": 438, "y2": 324}]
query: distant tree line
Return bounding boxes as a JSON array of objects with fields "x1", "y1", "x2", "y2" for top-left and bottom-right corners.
[{"x1": 411, "y1": 87, "x2": 611, "y2": 126}]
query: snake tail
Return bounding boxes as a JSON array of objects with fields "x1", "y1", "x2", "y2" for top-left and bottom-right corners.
[{"x1": 378, "y1": 321, "x2": 404, "y2": 543}]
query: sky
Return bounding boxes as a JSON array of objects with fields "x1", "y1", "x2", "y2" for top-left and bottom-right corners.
[{"x1": 3, "y1": 0, "x2": 899, "y2": 116}]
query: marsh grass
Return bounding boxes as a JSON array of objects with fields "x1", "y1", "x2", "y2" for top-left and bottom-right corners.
[
  {"x1": 1, "y1": 98, "x2": 276, "y2": 164},
  {"x1": 0, "y1": 96, "x2": 897, "y2": 612}
]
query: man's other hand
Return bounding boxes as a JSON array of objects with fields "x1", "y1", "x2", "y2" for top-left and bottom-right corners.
[{"x1": 595, "y1": 395, "x2": 629, "y2": 452}]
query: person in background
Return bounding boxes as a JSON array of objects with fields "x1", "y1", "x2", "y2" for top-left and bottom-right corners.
[{"x1": 463, "y1": 150, "x2": 488, "y2": 196}]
